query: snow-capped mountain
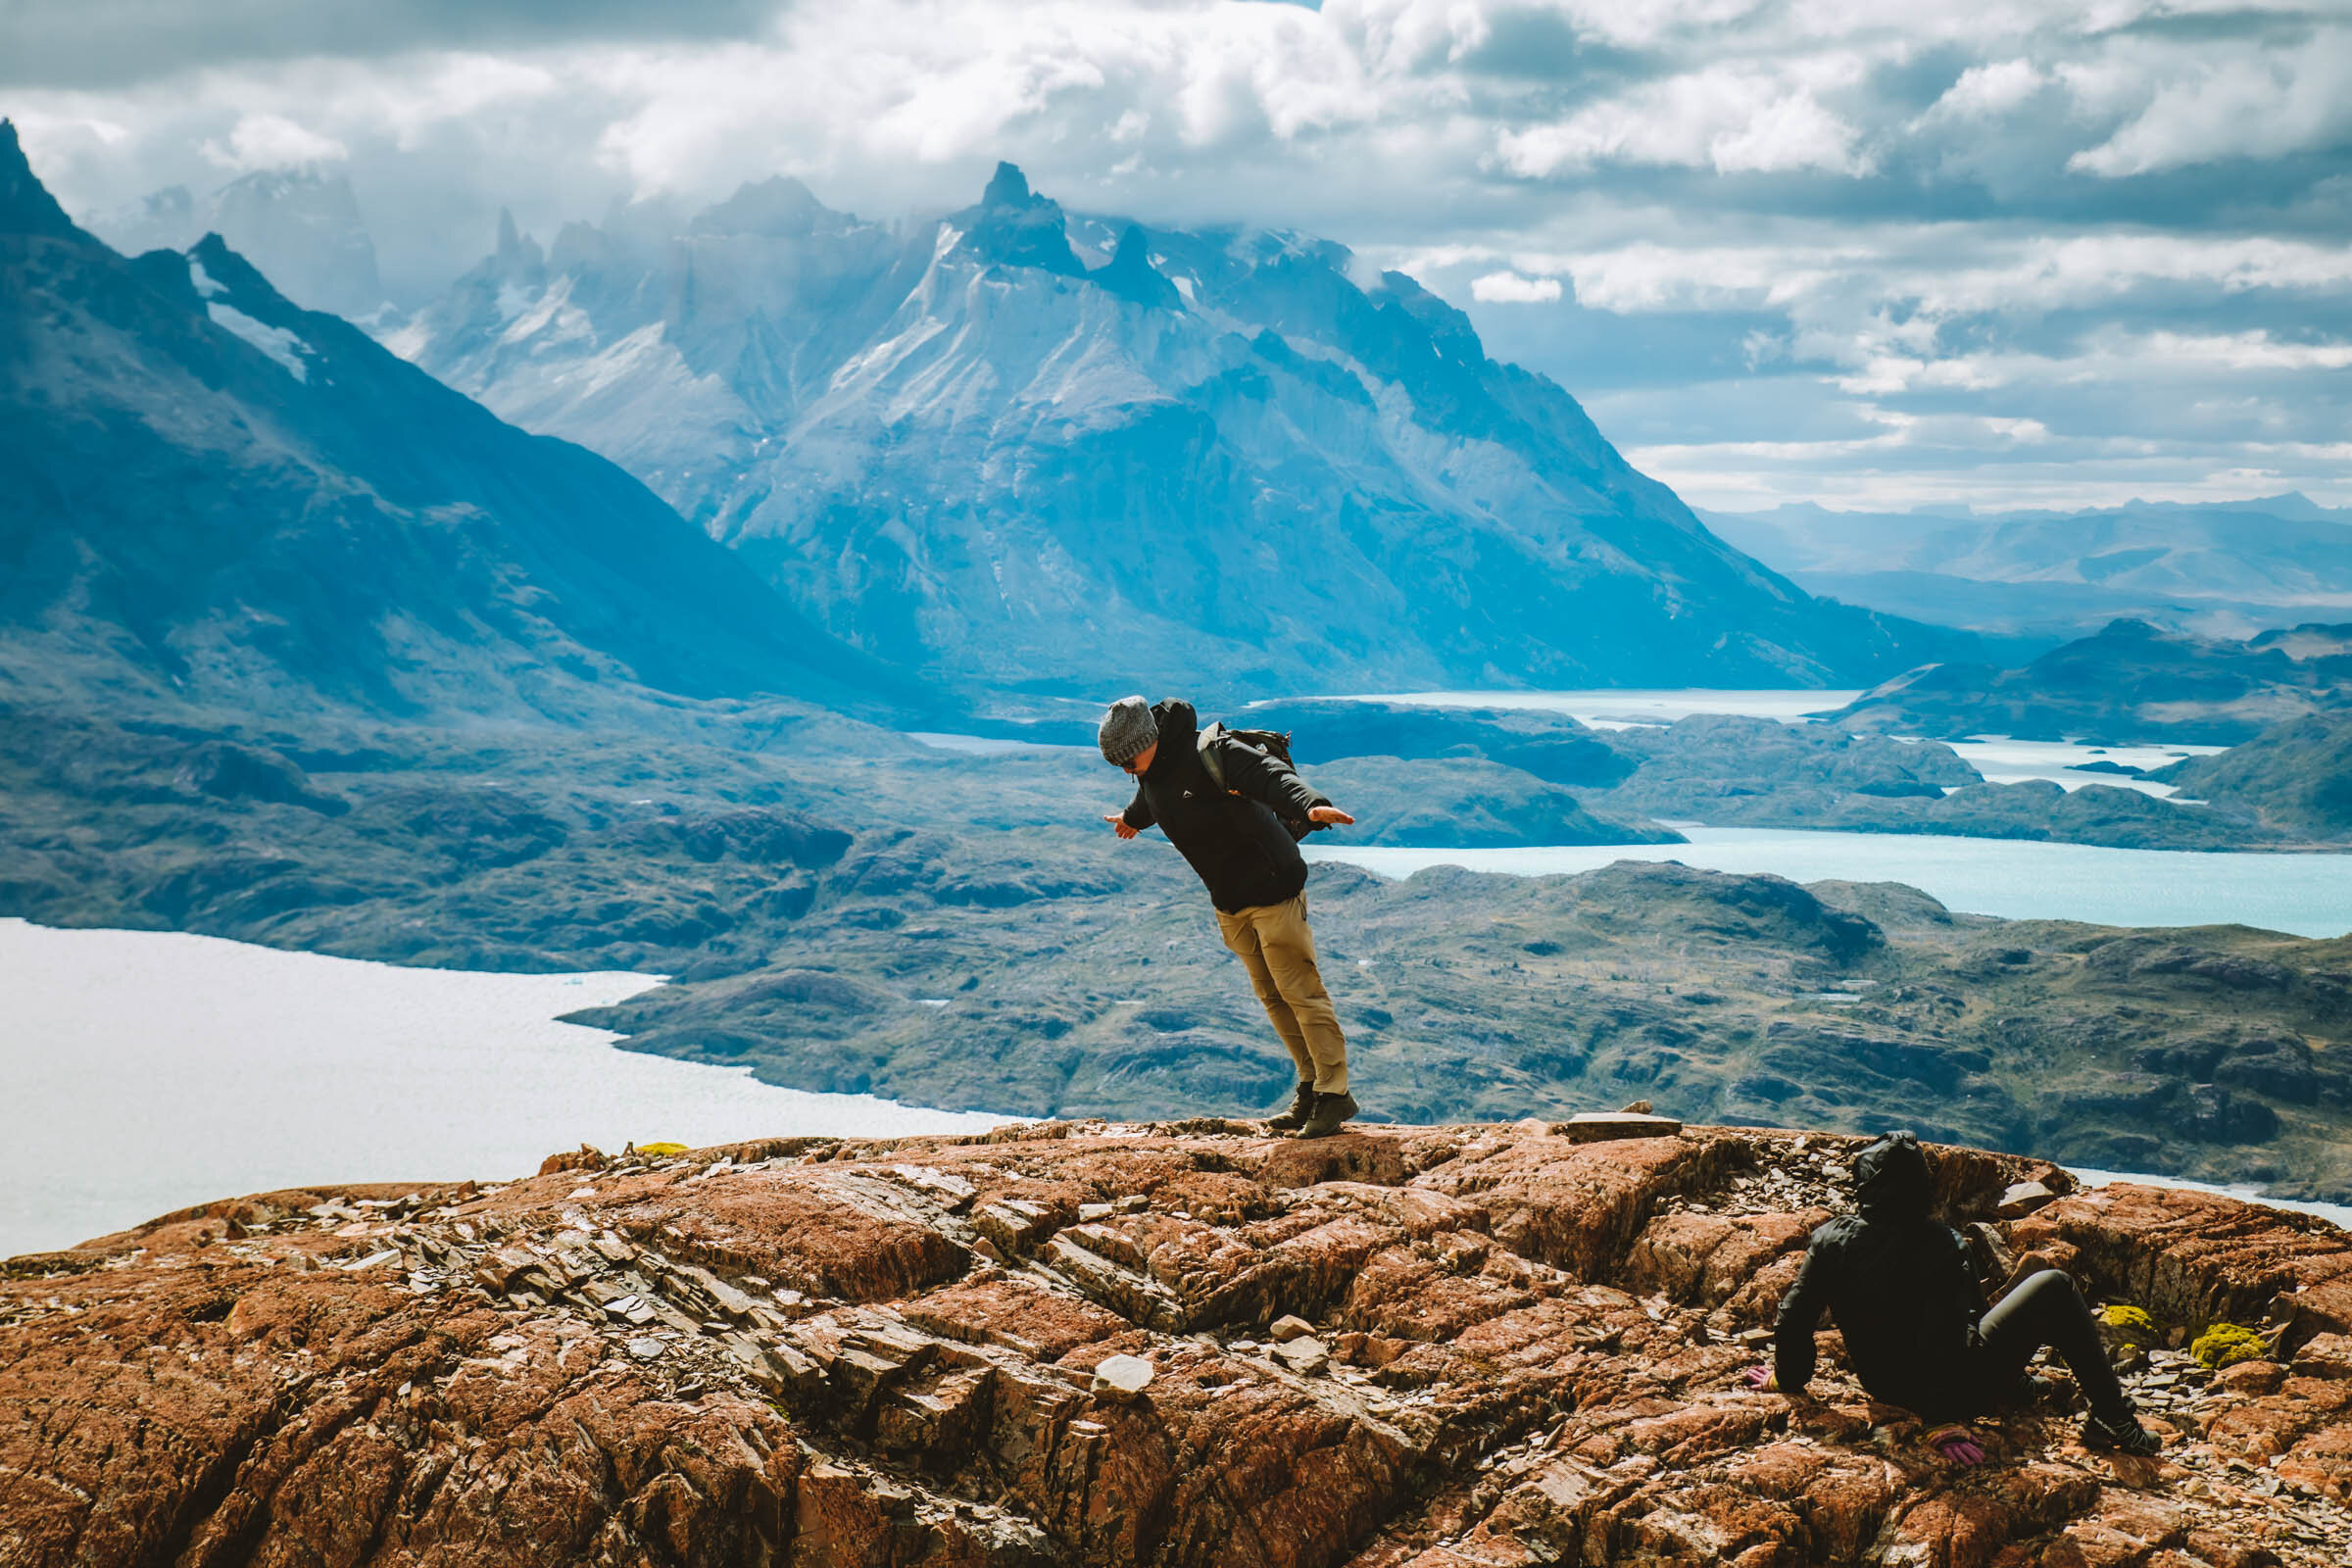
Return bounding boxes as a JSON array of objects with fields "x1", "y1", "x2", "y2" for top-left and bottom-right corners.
[
  {"x1": 0, "y1": 122, "x2": 910, "y2": 723},
  {"x1": 397, "y1": 163, "x2": 1955, "y2": 692},
  {"x1": 94, "y1": 167, "x2": 389, "y2": 323}
]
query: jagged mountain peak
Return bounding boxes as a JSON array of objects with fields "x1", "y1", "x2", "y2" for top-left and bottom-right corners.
[
  {"x1": 1090, "y1": 223, "x2": 1180, "y2": 311},
  {"x1": 0, "y1": 120, "x2": 81, "y2": 240},
  {"x1": 980, "y1": 160, "x2": 1041, "y2": 210},
  {"x1": 187, "y1": 231, "x2": 280, "y2": 307},
  {"x1": 956, "y1": 160, "x2": 1084, "y2": 276},
  {"x1": 400, "y1": 165, "x2": 1956, "y2": 690}
]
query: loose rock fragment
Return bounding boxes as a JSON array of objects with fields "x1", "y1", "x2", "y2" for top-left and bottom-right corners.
[
  {"x1": 1560, "y1": 1111, "x2": 1684, "y2": 1143},
  {"x1": 1275, "y1": 1337, "x2": 1329, "y2": 1374},
  {"x1": 1091, "y1": 1353, "x2": 1155, "y2": 1401},
  {"x1": 1997, "y1": 1180, "x2": 2056, "y2": 1218}
]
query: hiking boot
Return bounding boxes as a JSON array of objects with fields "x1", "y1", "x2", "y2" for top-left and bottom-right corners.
[
  {"x1": 1294, "y1": 1091, "x2": 1360, "y2": 1140},
  {"x1": 1265, "y1": 1081, "x2": 1316, "y2": 1132},
  {"x1": 2082, "y1": 1410, "x2": 2161, "y2": 1456}
]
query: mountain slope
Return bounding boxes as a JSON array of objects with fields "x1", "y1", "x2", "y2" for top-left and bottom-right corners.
[
  {"x1": 1825, "y1": 617, "x2": 2352, "y2": 745},
  {"x1": 2151, "y1": 711, "x2": 2352, "y2": 837},
  {"x1": 398, "y1": 164, "x2": 1961, "y2": 693},
  {"x1": 95, "y1": 168, "x2": 389, "y2": 322},
  {"x1": 0, "y1": 122, "x2": 913, "y2": 724},
  {"x1": 1702, "y1": 497, "x2": 2352, "y2": 643}
]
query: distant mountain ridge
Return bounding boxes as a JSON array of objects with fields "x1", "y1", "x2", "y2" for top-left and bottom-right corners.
[
  {"x1": 1701, "y1": 496, "x2": 2352, "y2": 645},
  {"x1": 94, "y1": 167, "x2": 390, "y2": 324},
  {"x1": 396, "y1": 162, "x2": 1964, "y2": 694},
  {"x1": 0, "y1": 122, "x2": 912, "y2": 726}
]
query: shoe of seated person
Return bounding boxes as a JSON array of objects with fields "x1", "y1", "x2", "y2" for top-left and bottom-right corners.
[
  {"x1": 2081, "y1": 1409, "x2": 2161, "y2": 1456},
  {"x1": 1264, "y1": 1081, "x2": 1315, "y2": 1132},
  {"x1": 1295, "y1": 1091, "x2": 1360, "y2": 1140}
]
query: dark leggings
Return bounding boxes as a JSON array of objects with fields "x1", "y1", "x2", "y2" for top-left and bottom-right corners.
[{"x1": 1964, "y1": 1269, "x2": 2129, "y2": 1420}]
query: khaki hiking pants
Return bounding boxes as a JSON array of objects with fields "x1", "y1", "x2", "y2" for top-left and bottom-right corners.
[{"x1": 1215, "y1": 892, "x2": 1348, "y2": 1095}]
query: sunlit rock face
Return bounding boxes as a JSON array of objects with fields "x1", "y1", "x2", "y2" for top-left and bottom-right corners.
[
  {"x1": 400, "y1": 162, "x2": 1945, "y2": 692},
  {"x1": 6, "y1": 1121, "x2": 2349, "y2": 1566}
]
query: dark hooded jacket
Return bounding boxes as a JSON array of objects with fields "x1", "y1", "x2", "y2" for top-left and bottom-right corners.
[
  {"x1": 1772, "y1": 1132, "x2": 1984, "y2": 1417},
  {"x1": 1120, "y1": 699, "x2": 1322, "y2": 914}
]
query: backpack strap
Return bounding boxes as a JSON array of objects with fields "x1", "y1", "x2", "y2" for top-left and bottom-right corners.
[{"x1": 1196, "y1": 722, "x2": 1230, "y2": 792}]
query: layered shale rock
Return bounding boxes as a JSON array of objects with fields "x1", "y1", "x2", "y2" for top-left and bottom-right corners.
[{"x1": 5, "y1": 1123, "x2": 2349, "y2": 1566}]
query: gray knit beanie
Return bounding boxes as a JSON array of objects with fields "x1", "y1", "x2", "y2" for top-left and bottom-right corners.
[{"x1": 1098, "y1": 695, "x2": 1158, "y2": 766}]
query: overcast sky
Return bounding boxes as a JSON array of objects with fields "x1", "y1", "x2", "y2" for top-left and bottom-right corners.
[{"x1": 7, "y1": 0, "x2": 2350, "y2": 512}]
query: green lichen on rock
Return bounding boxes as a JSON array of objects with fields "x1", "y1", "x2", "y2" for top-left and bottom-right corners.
[
  {"x1": 2100, "y1": 1304, "x2": 2160, "y2": 1345},
  {"x1": 2191, "y1": 1321, "x2": 2269, "y2": 1369}
]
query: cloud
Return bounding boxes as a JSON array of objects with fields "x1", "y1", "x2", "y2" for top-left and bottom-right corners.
[
  {"x1": 199, "y1": 113, "x2": 348, "y2": 171},
  {"x1": 1, "y1": 0, "x2": 2346, "y2": 510},
  {"x1": 1494, "y1": 63, "x2": 1871, "y2": 178},
  {"x1": 1917, "y1": 58, "x2": 2048, "y2": 122},
  {"x1": 0, "y1": 0, "x2": 781, "y2": 89},
  {"x1": 2068, "y1": 38, "x2": 2352, "y2": 175},
  {"x1": 1470, "y1": 270, "x2": 1561, "y2": 302}
]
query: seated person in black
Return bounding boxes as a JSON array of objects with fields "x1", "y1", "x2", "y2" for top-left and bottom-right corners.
[{"x1": 1754, "y1": 1131, "x2": 2160, "y2": 1457}]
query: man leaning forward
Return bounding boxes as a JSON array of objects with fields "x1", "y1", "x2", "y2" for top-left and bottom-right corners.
[{"x1": 1097, "y1": 695, "x2": 1360, "y2": 1138}]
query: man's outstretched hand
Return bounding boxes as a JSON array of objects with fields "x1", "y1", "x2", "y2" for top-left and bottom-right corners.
[
  {"x1": 1740, "y1": 1365, "x2": 1774, "y2": 1391},
  {"x1": 1102, "y1": 813, "x2": 1139, "y2": 840},
  {"x1": 1307, "y1": 806, "x2": 1354, "y2": 826}
]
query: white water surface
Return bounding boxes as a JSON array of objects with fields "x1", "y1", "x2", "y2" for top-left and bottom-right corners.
[
  {"x1": 1308, "y1": 688, "x2": 1864, "y2": 728},
  {"x1": 0, "y1": 920, "x2": 1015, "y2": 1257},
  {"x1": 1310, "y1": 828, "x2": 2352, "y2": 937},
  {"x1": 1941, "y1": 736, "x2": 2225, "y2": 799}
]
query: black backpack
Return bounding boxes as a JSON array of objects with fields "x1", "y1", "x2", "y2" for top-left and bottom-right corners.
[{"x1": 1196, "y1": 722, "x2": 1331, "y2": 840}]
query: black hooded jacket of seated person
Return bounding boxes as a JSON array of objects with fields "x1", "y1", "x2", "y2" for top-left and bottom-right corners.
[
  {"x1": 1773, "y1": 1132, "x2": 1985, "y2": 1418},
  {"x1": 1119, "y1": 699, "x2": 1325, "y2": 914}
]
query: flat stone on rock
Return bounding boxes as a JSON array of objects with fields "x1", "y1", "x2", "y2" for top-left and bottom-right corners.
[
  {"x1": 1998, "y1": 1180, "x2": 2057, "y2": 1218},
  {"x1": 1274, "y1": 1336, "x2": 1329, "y2": 1374},
  {"x1": 1091, "y1": 1353, "x2": 1154, "y2": 1401},
  {"x1": 1268, "y1": 1314, "x2": 1313, "y2": 1343},
  {"x1": 1559, "y1": 1112, "x2": 1684, "y2": 1143},
  {"x1": 626, "y1": 1337, "x2": 665, "y2": 1360}
]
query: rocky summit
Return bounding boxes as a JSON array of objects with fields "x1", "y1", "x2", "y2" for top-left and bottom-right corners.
[{"x1": 6, "y1": 1123, "x2": 2350, "y2": 1566}]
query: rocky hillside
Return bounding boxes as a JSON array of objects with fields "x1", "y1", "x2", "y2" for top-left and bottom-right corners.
[
  {"x1": 1247, "y1": 700, "x2": 2283, "y2": 852},
  {"x1": 5, "y1": 1122, "x2": 2348, "y2": 1566},
  {"x1": 2151, "y1": 714, "x2": 2352, "y2": 840},
  {"x1": 394, "y1": 163, "x2": 1960, "y2": 693},
  {"x1": 1827, "y1": 619, "x2": 2352, "y2": 748},
  {"x1": 0, "y1": 122, "x2": 911, "y2": 725}
]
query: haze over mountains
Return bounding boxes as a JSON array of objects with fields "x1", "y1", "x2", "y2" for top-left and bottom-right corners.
[
  {"x1": 0, "y1": 122, "x2": 907, "y2": 726},
  {"x1": 93, "y1": 166, "x2": 390, "y2": 324},
  {"x1": 1703, "y1": 496, "x2": 2352, "y2": 647},
  {"x1": 393, "y1": 162, "x2": 1958, "y2": 695}
]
